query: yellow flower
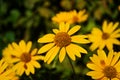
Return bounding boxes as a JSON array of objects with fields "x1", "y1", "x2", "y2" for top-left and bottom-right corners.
[
  {"x1": 38, "y1": 22, "x2": 90, "y2": 64},
  {"x1": 88, "y1": 20, "x2": 120, "y2": 51},
  {"x1": 0, "y1": 59, "x2": 19, "y2": 80},
  {"x1": 52, "y1": 9, "x2": 88, "y2": 24},
  {"x1": 67, "y1": 9, "x2": 88, "y2": 24},
  {"x1": 52, "y1": 11, "x2": 72, "y2": 24},
  {"x1": 2, "y1": 40, "x2": 44, "y2": 76},
  {"x1": 86, "y1": 50, "x2": 120, "y2": 80}
]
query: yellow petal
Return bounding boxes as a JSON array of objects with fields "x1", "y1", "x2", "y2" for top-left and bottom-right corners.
[
  {"x1": 92, "y1": 28, "x2": 102, "y2": 35},
  {"x1": 112, "y1": 39, "x2": 120, "y2": 45},
  {"x1": 111, "y1": 29, "x2": 120, "y2": 38},
  {"x1": 66, "y1": 44, "x2": 76, "y2": 61},
  {"x1": 12, "y1": 62, "x2": 22, "y2": 71},
  {"x1": 78, "y1": 46, "x2": 87, "y2": 54},
  {"x1": 90, "y1": 54, "x2": 103, "y2": 69},
  {"x1": 112, "y1": 78, "x2": 120, "y2": 80},
  {"x1": 78, "y1": 14, "x2": 88, "y2": 22},
  {"x1": 38, "y1": 34, "x2": 55, "y2": 43},
  {"x1": 27, "y1": 63, "x2": 35, "y2": 74},
  {"x1": 65, "y1": 23, "x2": 70, "y2": 32},
  {"x1": 12, "y1": 42, "x2": 21, "y2": 53},
  {"x1": 26, "y1": 41, "x2": 32, "y2": 53},
  {"x1": 78, "y1": 9, "x2": 86, "y2": 16},
  {"x1": 68, "y1": 45, "x2": 81, "y2": 57},
  {"x1": 68, "y1": 25, "x2": 81, "y2": 35},
  {"x1": 31, "y1": 61, "x2": 41, "y2": 68},
  {"x1": 25, "y1": 68, "x2": 30, "y2": 76},
  {"x1": 19, "y1": 40, "x2": 26, "y2": 52},
  {"x1": 111, "y1": 52, "x2": 120, "y2": 66},
  {"x1": 106, "y1": 41, "x2": 113, "y2": 50},
  {"x1": 87, "y1": 71, "x2": 104, "y2": 79},
  {"x1": 1, "y1": 69, "x2": 12, "y2": 76},
  {"x1": 11, "y1": 58, "x2": 20, "y2": 63},
  {"x1": 71, "y1": 35, "x2": 90, "y2": 44},
  {"x1": 99, "y1": 41, "x2": 106, "y2": 50},
  {"x1": 0, "y1": 62, "x2": 8, "y2": 74},
  {"x1": 52, "y1": 29, "x2": 59, "y2": 34},
  {"x1": 59, "y1": 22, "x2": 65, "y2": 32},
  {"x1": 32, "y1": 56, "x2": 44, "y2": 60},
  {"x1": 16, "y1": 63, "x2": 24, "y2": 75},
  {"x1": 59, "y1": 47, "x2": 66, "y2": 63},
  {"x1": 114, "y1": 61, "x2": 120, "y2": 72},
  {"x1": 107, "y1": 22, "x2": 113, "y2": 33},
  {"x1": 70, "y1": 43, "x2": 87, "y2": 54},
  {"x1": 110, "y1": 22, "x2": 119, "y2": 33},
  {"x1": 44, "y1": 46, "x2": 56, "y2": 62},
  {"x1": 18, "y1": 66, "x2": 24, "y2": 76},
  {"x1": 102, "y1": 20, "x2": 107, "y2": 32},
  {"x1": 47, "y1": 46, "x2": 60, "y2": 64},
  {"x1": 87, "y1": 63, "x2": 102, "y2": 71},
  {"x1": 13, "y1": 62, "x2": 24, "y2": 75},
  {"x1": 90, "y1": 42, "x2": 99, "y2": 51},
  {"x1": 0, "y1": 59, "x2": 4, "y2": 67},
  {"x1": 107, "y1": 50, "x2": 114, "y2": 65},
  {"x1": 38, "y1": 43, "x2": 55, "y2": 54},
  {"x1": 31, "y1": 48, "x2": 38, "y2": 55},
  {"x1": 97, "y1": 50, "x2": 107, "y2": 63}
]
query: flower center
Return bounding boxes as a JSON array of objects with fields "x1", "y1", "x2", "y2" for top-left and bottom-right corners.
[
  {"x1": 73, "y1": 16, "x2": 79, "y2": 22},
  {"x1": 20, "y1": 53, "x2": 31, "y2": 63},
  {"x1": 102, "y1": 33, "x2": 110, "y2": 40},
  {"x1": 54, "y1": 32, "x2": 71, "y2": 47},
  {"x1": 103, "y1": 66, "x2": 117, "y2": 79}
]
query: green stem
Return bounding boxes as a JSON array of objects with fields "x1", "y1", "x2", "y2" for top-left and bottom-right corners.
[
  {"x1": 29, "y1": 75, "x2": 33, "y2": 80},
  {"x1": 67, "y1": 55, "x2": 76, "y2": 80}
]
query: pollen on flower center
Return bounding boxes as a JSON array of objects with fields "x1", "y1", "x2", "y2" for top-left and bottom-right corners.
[
  {"x1": 102, "y1": 33, "x2": 110, "y2": 40},
  {"x1": 103, "y1": 66, "x2": 117, "y2": 79},
  {"x1": 20, "y1": 53, "x2": 31, "y2": 63},
  {"x1": 54, "y1": 32, "x2": 71, "y2": 47}
]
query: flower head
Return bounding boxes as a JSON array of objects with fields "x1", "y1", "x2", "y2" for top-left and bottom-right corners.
[
  {"x1": 87, "y1": 50, "x2": 120, "y2": 80},
  {"x1": 52, "y1": 12, "x2": 72, "y2": 24},
  {"x1": 88, "y1": 20, "x2": 120, "y2": 51},
  {"x1": 38, "y1": 22, "x2": 90, "y2": 64},
  {"x1": 0, "y1": 59, "x2": 19, "y2": 80},
  {"x1": 2, "y1": 40, "x2": 44, "y2": 76},
  {"x1": 68, "y1": 9, "x2": 88, "y2": 24},
  {"x1": 52, "y1": 9, "x2": 88, "y2": 24}
]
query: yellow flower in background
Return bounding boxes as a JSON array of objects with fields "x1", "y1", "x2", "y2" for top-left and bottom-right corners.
[
  {"x1": 52, "y1": 11, "x2": 72, "y2": 24},
  {"x1": 68, "y1": 9, "x2": 88, "y2": 24},
  {"x1": 0, "y1": 59, "x2": 19, "y2": 80},
  {"x1": 88, "y1": 20, "x2": 120, "y2": 51},
  {"x1": 52, "y1": 9, "x2": 88, "y2": 24},
  {"x1": 2, "y1": 40, "x2": 44, "y2": 76},
  {"x1": 87, "y1": 50, "x2": 120, "y2": 80},
  {"x1": 38, "y1": 22, "x2": 90, "y2": 64}
]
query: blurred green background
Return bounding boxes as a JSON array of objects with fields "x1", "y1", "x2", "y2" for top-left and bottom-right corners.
[{"x1": 0, "y1": 0, "x2": 120, "y2": 80}]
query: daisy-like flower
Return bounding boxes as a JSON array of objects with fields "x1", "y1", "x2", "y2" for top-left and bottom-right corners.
[
  {"x1": 86, "y1": 50, "x2": 120, "y2": 80},
  {"x1": 0, "y1": 59, "x2": 19, "y2": 80},
  {"x1": 67, "y1": 9, "x2": 88, "y2": 24},
  {"x1": 52, "y1": 11, "x2": 72, "y2": 24},
  {"x1": 38, "y1": 22, "x2": 90, "y2": 64},
  {"x1": 52, "y1": 9, "x2": 88, "y2": 24},
  {"x1": 88, "y1": 20, "x2": 120, "y2": 51},
  {"x1": 2, "y1": 40, "x2": 44, "y2": 76}
]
